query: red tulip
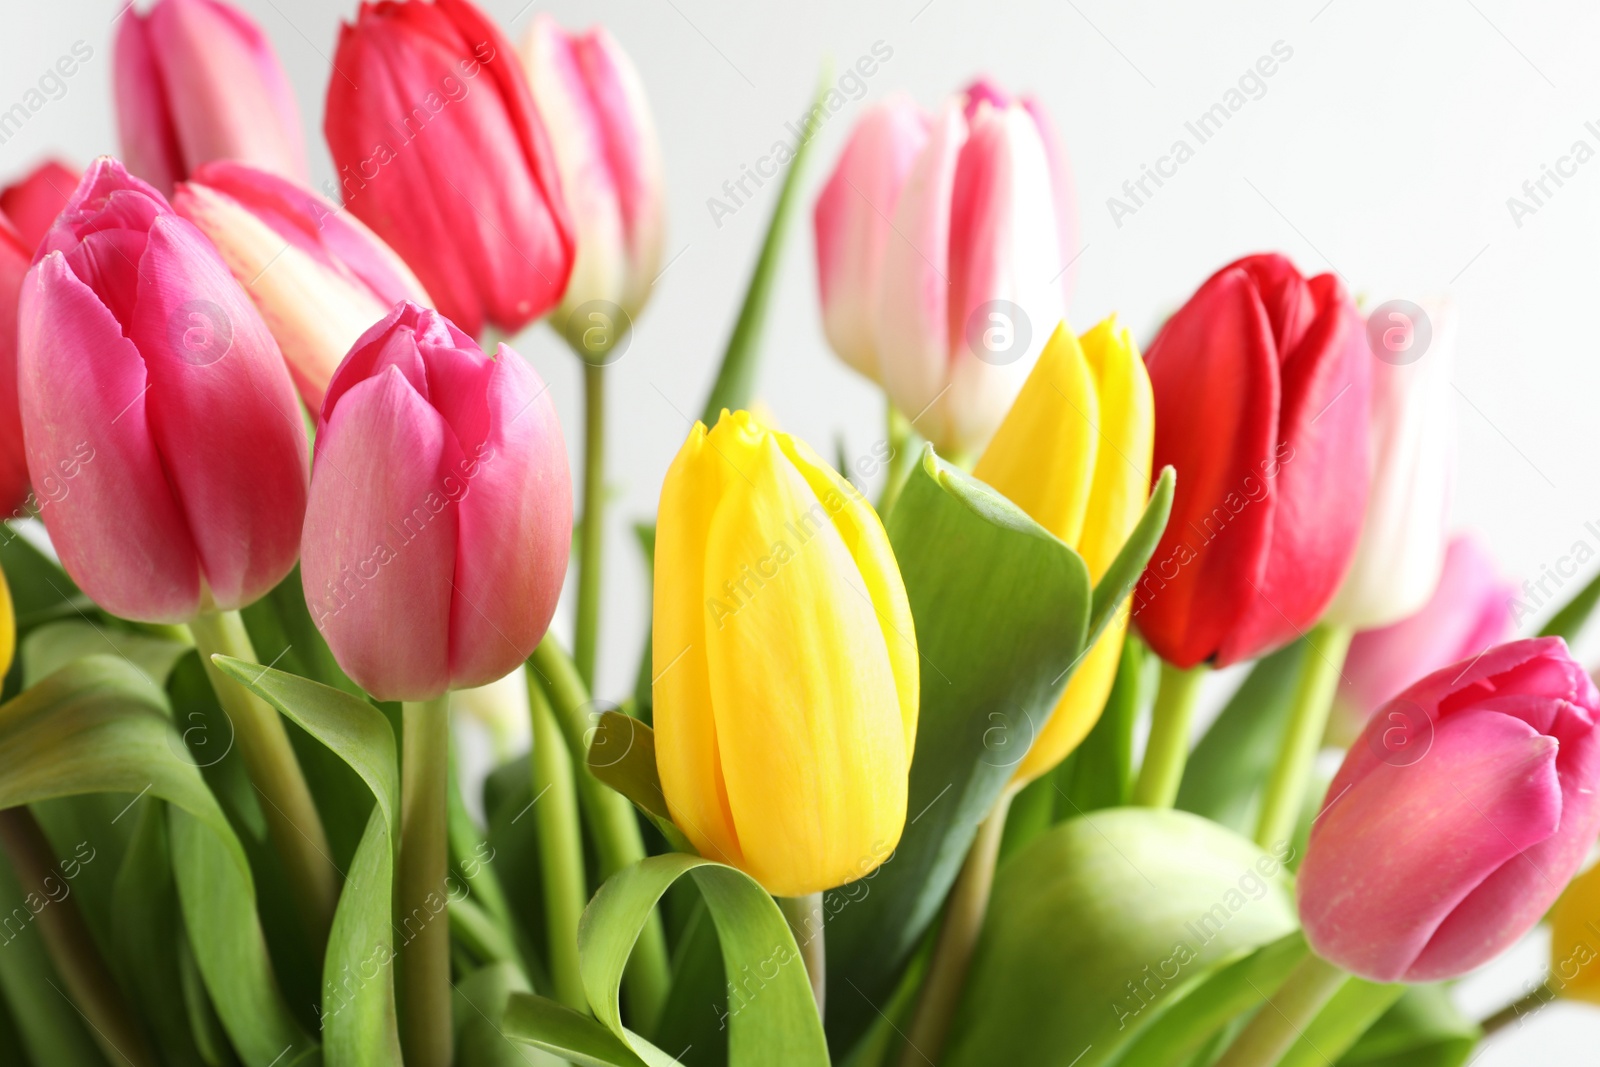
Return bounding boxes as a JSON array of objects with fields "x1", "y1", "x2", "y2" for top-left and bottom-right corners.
[
  {"x1": 17, "y1": 158, "x2": 308, "y2": 622},
  {"x1": 0, "y1": 223, "x2": 31, "y2": 516},
  {"x1": 113, "y1": 0, "x2": 307, "y2": 194},
  {"x1": 301, "y1": 302, "x2": 571, "y2": 701},
  {"x1": 325, "y1": 0, "x2": 575, "y2": 340},
  {"x1": 0, "y1": 160, "x2": 81, "y2": 251},
  {"x1": 1133, "y1": 253, "x2": 1370, "y2": 668},
  {"x1": 1300, "y1": 637, "x2": 1600, "y2": 981}
]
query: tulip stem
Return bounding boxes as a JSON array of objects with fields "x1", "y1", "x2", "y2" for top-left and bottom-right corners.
[
  {"x1": 898, "y1": 787, "x2": 1016, "y2": 1067},
  {"x1": 528, "y1": 636, "x2": 671, "y2": 1033},
  {"x1": 1211, "y1": 952, "x2": 1349, "y2": 1067},
  {"x1": 398, "y1": 693, "x2": 453, "y2": 1067},
  {"x1": 186, "y1": 610, "x2": 337, "y2": 951},
  {"x1": 0, "y1": 807, "x2": 158, "y2": 1067},
  {"x1": 526, "y1": 675, "x2": 589, "y2": 1011},
  {"x1": 575, "y1": 360, "x2": 607, "y2": 689},
  {"x1": 1254, "y1": 623, "x2": 1354, "y2": 850},
  {"x1": 877, "y1": 402, "x2": 917, "y2": 517},
  {"x1": 779, "y1": 893, "x2": 827, "y2": 1019},
  {"x1": 1132, "y1": 660, "x2": 1209, "y2": 807},
  {"x1": 1481, "y1": 982, "x2": 1557, "y2": 1035}
]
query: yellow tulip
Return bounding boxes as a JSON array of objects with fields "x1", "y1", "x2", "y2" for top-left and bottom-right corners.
[
  {"x1": 973, "y1": 316, "x2": 1154, "y2": 785},
  {"x1": 0, "y1": 568, "x2": 11, "y2": 678},
  {"x1": 1550, "y1": 861, "x2": 1600, "y2": 1004},
  {"x1": 652, "y1": 410, "x2": 918, "y2": 897}
]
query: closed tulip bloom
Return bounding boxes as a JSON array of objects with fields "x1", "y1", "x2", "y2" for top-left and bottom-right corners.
[
  {"x1": 302, "y1": 302, "x2": 571, "y2": 702},
  {"x1": 114, "y1": 0, "x2": 307, "y2": 194},
  {"x1": 1325, "y1": 301, "x2": 1456, "y2": 629},
  {"x1": 875, "y1": 82, "x2": 1073, "y2": 458},
  {"x1": 654, "y1": 410, "x2": 918, "y2": 897},
  {"x1": 1, "y1": 160, "x2": 81, "y2": 250},
  {"x1": 326, "y1": 0, "x2": 575, "y2": 340},
  {"x1": 1336, "y1": 534, "x2": 1515, "y2": 726},
  {"x1": 1134, "y1": 253, "x2": 1370, "y2": 668},
  {"x1": 173, "y1": 161, "x2": 432, "y2": 411},
  {"x1": 520, "y1": 14, "x2": 664, "y2": 353},
  {"x1": 973, "y1": 318, "x2": 1153, "y2": 783},
  {"x1": 0, "y1": 224, "x2": 31, "y2": 515},
  {"x1": 18, "y1": 158, "x2": 308, "y2": 622},
  {"x1": 1299, "y1": 637, "x2": 1600, "y2": 982}
]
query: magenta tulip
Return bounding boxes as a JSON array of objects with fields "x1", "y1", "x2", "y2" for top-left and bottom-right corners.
[
  {"x1": 1336, "y1": 534, "x2": 1516, "y2": 725},
  {"x1": 0, "y1": 223, "x2": 31, "y2": 516},
  {"x1": 113, "y1": 0, "x2": 307, "y2": 195},
  {"x1": 301, "y1": 302, "x2": 571, "y2": 701},
  {"x1": 1, "y1": 160, "x2": 81, "y2": 251},
  {"x1": 1300, "y1": 637, "x2": 1600, "y2": 982},
  {"x1": 17, "y1": 157, "x2": 308, "y2": 622},
  {"x1": 325, "y1": 0, "x2": 575, "y2": 340},
  {"x1": 173, "y1": 161, "x2": 432, "y2": 411}
]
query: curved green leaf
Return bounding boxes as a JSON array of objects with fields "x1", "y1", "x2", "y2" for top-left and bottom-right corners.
[
  {"x1": 0, "y1": 655, "x2": 311, "y2": 1066},
  {"x1": 1282, "y1": 978, "x2": 1404, "y2": 1067},
  {"x1": 504, "y1": 993, "x2": 650, "y2": 1067},
  {"x1": 1337, "y1": 984, "x2": 1480, "y2": 1067},
  {"x1": 943, "y1": 808, "x2": 1299, "y2": 1067}
]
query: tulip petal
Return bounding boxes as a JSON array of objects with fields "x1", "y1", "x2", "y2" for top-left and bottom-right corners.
[
  {"x1": 0, "y1": 160, "x2": 81, "y2": 252},
  {"x1": 18, "y1": 254, "x2": 200, "y2": 621},
  {"x1": 0, "y1": 231, "x2": 32, "y2": 514},
  {"x1": 1076, "y1": 316, "x2": 1155, "y2": 578},
  {"x1": 114, "y1": 11, "x2": 184, "y2": 195},
  {"x1": 302, "y1": 366, "x2": 455, "y2": 700}
]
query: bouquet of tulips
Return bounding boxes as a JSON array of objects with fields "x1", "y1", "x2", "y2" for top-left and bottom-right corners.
[{"x1": 0, "y1": 1, "x2": 1594, "y2": 1065}]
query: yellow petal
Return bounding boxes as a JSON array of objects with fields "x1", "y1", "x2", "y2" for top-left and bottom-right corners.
[
  {"x1": 0, "y1": 568, "x2": 13, "y2": 680},
  {"x1": 1075, "y1": 316, "x2": 1155, "y2": 580},
  {"x1": 1011, "y1": 612, "x2": 1127, "y2": 786},
  {"x1": 1550, "y1": 860, "x2": 1600, "y2": 1004}
]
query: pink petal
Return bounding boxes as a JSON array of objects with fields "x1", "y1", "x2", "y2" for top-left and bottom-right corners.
[
  {"x1": 0, "y1": 231, "x2": 32, "y2": 514},
  {"x1": 113, "y1": 12, "x2": 185, "y2": 195},
  {"x1": 0, "y1": 160, "x2": 82, "y2": 252}
]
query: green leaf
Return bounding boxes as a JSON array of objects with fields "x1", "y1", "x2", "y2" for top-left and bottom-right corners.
[
  {"x1": 456, "y1": 962, "x2": 564, "y2": 1066},
  {"x1": 697, "y1": 65, "x2": 831, "y2": 425},
  {"x1": 1338, "y1": 984, "x2": 1480, "y2": 1067},
  {"x1": 0, "y1": 655, "x2": 312, "y2": 1066},
  {"x1": 21, "y1": 620, "x2": 190, "y2": 691},
  {"x1": 941, "y1": 808, "x2": 1300, "y2": 1067},
  {"x1": 578, "y1": 853, "x2": 828, "y2": 1067},
  {"x1": 1087, "y1": 466, "x2": 1174, "y2": 644},
  {"x1": 1057, "y1": 634, "x2": 1149, "y2": 816},
  {"x1": 1282, "y1": 978, "x2": 1405, "y2": 1067},
  {"x1": 503, "y1": 993, "x2": 652, "y2": 1067},
  {"x1": 648, "y1": 898, "x2": 728, "y2": 1067},
  {"x1": 823, "y1": 449, "x2": 1094, "y2": 1054},
  {"x1": 1540, "y1": 567, "x2": 1600, "y2": 642},
  {"x1": 213, "y1": 658, "x2": 402, "y2": 1065}
]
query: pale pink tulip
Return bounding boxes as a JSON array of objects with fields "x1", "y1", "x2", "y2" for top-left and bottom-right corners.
[
  {"x1": 113, "y1": 0, "x2": 307, "y2": 195},
  {"x1": 18, "y1": 158, "x2": 308, "y2": 622},
  {"x1": 173, "y1": 161, "x2": 431, "y2": 411},
  {"x1": 302, "y1": 302, "x2": 571, "y2": 701},
  {"x1": 0, "y1": 160, "x2": 81, "y2": 251}
]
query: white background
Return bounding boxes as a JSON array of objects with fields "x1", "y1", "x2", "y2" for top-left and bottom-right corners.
[{"x1": 7, "y1": 0, "x2": 1600, "y2": 1058}]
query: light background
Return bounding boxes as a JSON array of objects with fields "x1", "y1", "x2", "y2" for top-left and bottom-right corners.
[{"x1": 7, "y1": 0, "x2": 1600, "y2": 1057}]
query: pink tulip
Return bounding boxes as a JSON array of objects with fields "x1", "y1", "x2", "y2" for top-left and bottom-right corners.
[
  {"x1": 871, "y1": 80, "x2": 1075, "y2": 457},
  {"x1": 302, "y1": 302, "x2": 571, "y2": 701},
  {"x1": 17, "y1": 158, "x2": 308, "y2": 622},
  {"x1": 173, "y1": 161, "x2": 432, "y2": 411},
  {"x1": 0, "y1": 160, "x2": 81, "y2": 251},
  {"x1": 325, "y1": 0, "x2": 575, "y2": 340},
  {"x1": 113, "y1": 0, "x2": 307, "y2": 195},
  {"x1": 1300, "y1": 637, "x2": 1600, "y2": 982},
  {"x1": 0, "y1": 223, "x2": 31, "y2": 515},
  {"x1": 520, "y1": 14, "x2": 664, "y2": 351},
  {"x1": 1336, "y1": 534, "x2": 1516, "y2": 725}
]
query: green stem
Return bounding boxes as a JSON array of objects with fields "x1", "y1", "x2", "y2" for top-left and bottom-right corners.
[
  {"x1": 779, "y1": 893, "x2": 826, "y2": 1020},
  {"x1": 876, "y1": 403, "x2": 917, "y2": 517},
  {"x1": 398, "y1": 694, "x2": 452, "y2": 1067},
  {"x1": 0, "y1": 808, "x2": 157, "y2": 1067},
  {"x1": 1132, "y1": 660, "x2": 1209, "y2": 807},
  {"x1": 187, "y1": 610, "x2": 336, "y2": 951},
  {"x1": 528, "y1": 636, "x2": 670, "y2": 1033},
  {"x1": 1482, "y1": 981, "x2": 1556, "y2": 1035},
  {"x1": 527, "y1": 677, "x2": 588, "y2": 1010},
  {"x1": 1212, "y1": 953, "x2": 1349, "y2": 1067},
  {"x1": 1254, "y1": 623, "x2": 1354, "y2": 849},
  {"x1": 898, "y1": 788, "x2": 1015, "y2": 1067},
  {"x1": 575, "y1": 361, "x2": 607, "y2": 689}
]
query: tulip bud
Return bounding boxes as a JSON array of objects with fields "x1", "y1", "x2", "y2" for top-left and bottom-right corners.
[
  {"x1": 1299, "y1": 637, "x2": 1600, "y2": 982},
  {"x1": 1134, "y1": 253, "x2": 1370, "y2": 668},
  {"x1": 864, "y1": 81, "x2": 1073, "y2": 458},
  {"x1": 113, "y1": 0, "x2": 307, "y2": 195},
  {"x1": 1335, "y1": 534, "x2": 1515, "y2": 729},
  {"x1": 0, "y1": 224, "x2": 31, "y2": 516},
  {"x1": 1, "y1": 160, "x2": 81, "y2": 251},
  {"x1": 973, "y1": 318, "x2": 1153, "y2": 782},
  {"x1": 1324, "y1": 301, "x2": 1456, "y2": 629},
  {"x1": 520, "y1": 14, "x2": 664, "y2": 357},
  {"x1": 326, "y1": 0, "x2": 575, "y2": 340},
  {"x1": 653, "y1": 410, "x2": 918, "y2": 896},
  {"x1": 172, "y1": 161, "x2": 432, "y2": 411},
  {"x1": 301, "y1": 302, "x2": 571, "y2": 702},
  {"x1": 18, "y1": 158, "x2": 308, "y2": 623}
]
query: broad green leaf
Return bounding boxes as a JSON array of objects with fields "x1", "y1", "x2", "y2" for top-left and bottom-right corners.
[
  {"x1": 578, "y1": 853, "x2": 828, "y2": 1067},
  {"x1": 456, "y1": 962, "x2": 563, "y2": 1066},
  {"x1": 1086, "y1": 466, "x2": 1174, "y2": 644},
  {"x1": 214, "y1": 658, "x2": 402, "y2": 1065},
  {"x1": 22, "y1": 619, "x2": 189, "y2": 691},
  {"x1": 1338, "y1": 984, "x2": 1480, "y2": 1067},
  {"x1": 0, "y1": 526, "x2": 96, "y2": 634},
  {"x1": 585, "y1": 712, "x2": 695, "y2": 856},
  {"x1": 1056, "y1": 634, "x2": 1150, "y2": 817},
  {"x1": 0, "y1": 655, "x2": 311, "y2": 1066},
  {"x1": 942, "y1": 808, "x2": 1299, "y2": 1067},
  {"x1": 504, "y1": 993, "x2": 651, "y2": 1067},
  {"x1": 649, "y1": 898, "x2": 728, "y2": 1067},
  {"x1": 1540, "y1": 567, "x2": 1600, "y2": 642},
  {"x1": 1282, "y1": 978, "x2": 1405, "y2": 1067},
  {"x1": 697, "y1": 66, "x2": 830, "y2": 425},
  {"x1": 824, "y1": 448, "x2": 1096, "y2": 1054}
]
